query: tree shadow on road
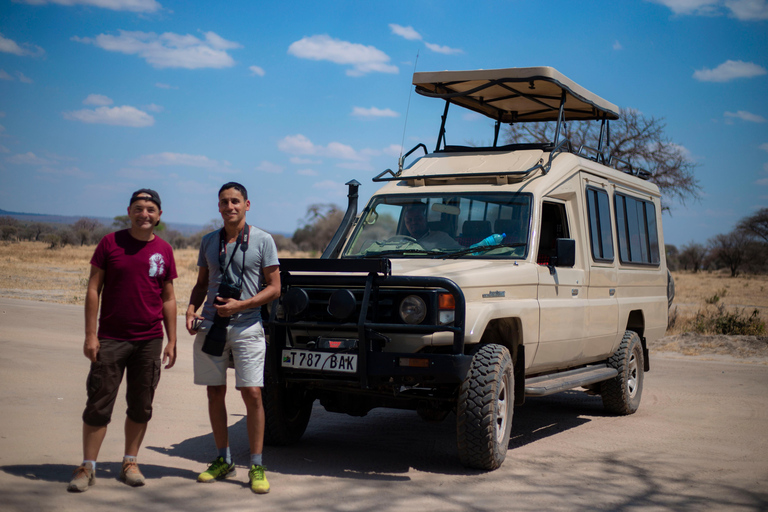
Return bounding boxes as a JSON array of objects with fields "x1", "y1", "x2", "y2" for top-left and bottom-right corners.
[{"x1": 146, "y1": 391, "x2": 606, "y2": 479}]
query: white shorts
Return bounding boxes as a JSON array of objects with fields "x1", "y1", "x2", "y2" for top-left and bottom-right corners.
[{"x1": 193, "y1": 320, "x2": 266, "y2": 388}]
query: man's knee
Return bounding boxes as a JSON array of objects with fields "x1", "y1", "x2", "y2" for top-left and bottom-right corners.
[
  {"x1": 207, "y1": 385, "x2": 227, "y2": 402},
  {"x1": 240, "y1": 386, "x2": 263, "y2": 407}
]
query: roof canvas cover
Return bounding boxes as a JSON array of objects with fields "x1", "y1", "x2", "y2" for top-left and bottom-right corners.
[{"x1": 413, "y1": 66, "x2": 619, "y2": 123}]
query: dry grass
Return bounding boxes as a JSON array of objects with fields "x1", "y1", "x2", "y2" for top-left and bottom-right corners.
[
  {"x1": 667, "y1": 270, "x2": 768, "y2": 335},
  {"x1": 0, "y1": 241, "x2": 311, "y2": 316},
  {"x1": 2, "y1": 242, "x2": 766, "y2": 337}
]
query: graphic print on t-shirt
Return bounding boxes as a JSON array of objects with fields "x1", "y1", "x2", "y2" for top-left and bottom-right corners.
[{"x1": 149, "y1": 253, "x2": 165, "y2": 277}]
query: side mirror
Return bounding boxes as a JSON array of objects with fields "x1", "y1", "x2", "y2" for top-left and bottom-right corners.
[{"x1": 552, "y1": 238, "x2": 575, "y2": 267}]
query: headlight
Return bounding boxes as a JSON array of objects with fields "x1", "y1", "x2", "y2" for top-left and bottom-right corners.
[{"x1": 399, "y1": 295, "x2": 427, "y2": 324}]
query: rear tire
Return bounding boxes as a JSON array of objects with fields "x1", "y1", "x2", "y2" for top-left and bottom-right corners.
[
  {"x1": 601, "y1": 330, "x2": 644, "y2": 415},
  {"x1": 456, "y1": 344, "x2": 514, "y2": 470}
]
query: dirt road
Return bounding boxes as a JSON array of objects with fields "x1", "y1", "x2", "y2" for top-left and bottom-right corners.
[{"x1": 0, "y1": 298, "x2": 766, "y2": 511}]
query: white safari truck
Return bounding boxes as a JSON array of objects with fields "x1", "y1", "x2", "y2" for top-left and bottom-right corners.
[{"x1": 264, "y1": 67, "x2": 672, "y2": 470}]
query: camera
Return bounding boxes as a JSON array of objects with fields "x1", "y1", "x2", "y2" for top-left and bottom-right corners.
[{"x1": 215, "y1": 279, "x2": 241, "y2": 305}]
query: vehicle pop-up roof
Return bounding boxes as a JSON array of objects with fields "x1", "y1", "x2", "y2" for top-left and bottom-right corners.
[
  {"x1": 412, "y1": 66, "x2": 618, "y2": 153},
  {"x1": 373, "y1": 66, "x2": 649, "y2": 184}
]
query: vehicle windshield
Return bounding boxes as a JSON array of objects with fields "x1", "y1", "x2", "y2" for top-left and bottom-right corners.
[{"x1": 342, "y1": 193, "x2": 531, "y2": 259}]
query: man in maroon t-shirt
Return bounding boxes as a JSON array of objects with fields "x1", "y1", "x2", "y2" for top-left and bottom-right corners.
[{"x1": 68, "y1": 189, "x2": 178, "y2": 492}]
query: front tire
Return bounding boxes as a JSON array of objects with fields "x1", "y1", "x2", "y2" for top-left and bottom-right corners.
[
  {"x1": 263, "y1": 381, "x2": 313, "y2": 446},
  {"x1": 456, "y1": 344, "x2": 514, "y2": 470},
  {"x1": 601, "y1": 330, "x2": 644, "y2": 415}
]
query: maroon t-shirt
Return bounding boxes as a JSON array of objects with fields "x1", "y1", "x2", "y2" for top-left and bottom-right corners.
[{"x1": 91, "y1": 230, "x2": 178, "y2": 341}]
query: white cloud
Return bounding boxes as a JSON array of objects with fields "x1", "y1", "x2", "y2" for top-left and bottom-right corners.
[
  {"x1": 63, "y1": 105, "x2": 154, "y2": 127},
  {"x1": 290, "y1": 156, "x2": 321, "y2": 165},
  {"x1": 383, "y1": 144, "x2": 402, "y2": 157},
  {"x1": 352, "y1": 106, "x2": 399, "y2": 118},
  {"x1": 37, "y1": 166, "x2": 89, "y2": 178},
  {"x1": 389, "y1": 24, "x2": 422, "y2": 41},
  {"x1": 694, "y1": 60, "x2": 767, "y2": 82},
  {"x1": 6, "y1": 152, "x2": 55, "y2": 165},
  {"x1": 0, "y1": 144, "x2": 9, "y2": 153},
  {"x1": 133, "y1": 152, "x2": 222, "y2": 167},
  {"x1": 256, "y1": 160, "x2": 284, "y2": 174},
  {"x1": 651, "y1": 0, "x2": 768, "y2": 19},
  {"x1": 83, "y1": 94, "x2": 113, "y2": 106},
  {"x1": 613, "y1": 40, "x2": 623, "y2": 50},
  {"x1": 16, "y1": 71, "x2": 33, "y2": 84},
  {"x1": 297, "y1": 168, "x2": 318, "y2": 176},
  {"x1": 287, "y1": 34, "x2": 398, "y2": 76},
  {"x1": 249, "y1": 65, "x2": 265, "y2": 77},
  {"x1": 142, "y1": 103, "x2": 164, "y2": 112},
  {"x1": 759, "y1": 142, "x2": 768, "y2": 152},
  {"x1": 0, "y1": 70, "x2": 12, "y2": 81},
  {"x1": 17, "y1": 0, "x2": 162, "y2": 13},
  {"x1": 727, "y1": 0, "x2": 768, "y2": 20},
  {"x1": 424, "y1": 42, "x2": 463, "y2": 55},
  {"x1": 0, "y1": 32, "x2": 45, "y2": 57},
  {"x1": 724, "y1": 110, "x2": 766, "y2": 123},
  {"x1": 155, "y1": 82, "x2": 178, "y2": 89},
  {"x1": 756, "y1": 178, "x2": 768, "y2": 185},
  {"x1": 312, "y1": 180, "x2": 347, "y2": 195},
  {"x1": 73, "y1": 30, "x2": 241, "y2": 69}
]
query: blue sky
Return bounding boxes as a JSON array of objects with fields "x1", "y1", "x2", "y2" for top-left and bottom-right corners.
[{"x1": 1, "y1": 0, "x2": 766, "y2": 245}]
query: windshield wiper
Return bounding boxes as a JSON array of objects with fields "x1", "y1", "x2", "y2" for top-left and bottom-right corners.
[
  {"x1": 361, "y1": 249, "x2": 433, "y2": 258},
  {"x1": 443, "y1": 242, "x2": 527, "y2": 259}
]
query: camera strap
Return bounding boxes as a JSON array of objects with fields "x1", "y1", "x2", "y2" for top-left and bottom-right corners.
[{"x1": 218, "y1": 223, "x2": 249, "y2": 288}]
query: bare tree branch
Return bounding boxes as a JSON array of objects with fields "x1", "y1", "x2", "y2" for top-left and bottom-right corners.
[{"x1": 504, "y1": 108, "x2": 701, "y2": 210}]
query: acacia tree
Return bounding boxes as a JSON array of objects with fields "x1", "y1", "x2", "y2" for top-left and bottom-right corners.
[
  {"x1": 678, "y1": 242, "x2": 707, "y2": 272},
  {"x1": 292, "y1": 204, "x2": 344, "y2": 252},
  {"x1": 737, "y1": 208, "x2": 768, "y2": 243},
  {"x1": 708, "y1": 231, "x2": 752, "y2": 277},
  {"x1": 504, "y1": 108, "x2": 700, "y2": 209}
]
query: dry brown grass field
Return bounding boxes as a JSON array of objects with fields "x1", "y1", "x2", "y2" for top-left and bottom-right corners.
[
  {"x1": 0, "y1": 241, "x2": 311, "y2": 316},
  {"x1": 1, "y1": 240, "x2": 766, "y2": 336}
]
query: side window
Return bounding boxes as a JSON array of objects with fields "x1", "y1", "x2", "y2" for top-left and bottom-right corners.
[
  {"x1": 614, "y1": 193, "x2": 660, "y2": 265},
  {"x1": 586, "y1": 187, "x2": 614, "y2": 262},
  {"x1": 537, "y1": 202, "x2": 569, "y2": 265}
]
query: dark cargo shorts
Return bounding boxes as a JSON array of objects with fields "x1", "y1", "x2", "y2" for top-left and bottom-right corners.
[{"x1": 82, "y1": 337, "x2": 162, "y2": 427}]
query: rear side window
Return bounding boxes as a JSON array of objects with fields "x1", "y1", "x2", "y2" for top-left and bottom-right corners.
[
  {"x1": 614, "y1": 193, "x2": 660, "y2": 265},
  {"x1": 586, "y1": 187, "x2": 614, "y2": 262}
]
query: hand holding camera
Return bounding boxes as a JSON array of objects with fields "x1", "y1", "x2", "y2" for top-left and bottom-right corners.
[{"x1": 213, "y1": 280, "x2": 242, "y2": 317}]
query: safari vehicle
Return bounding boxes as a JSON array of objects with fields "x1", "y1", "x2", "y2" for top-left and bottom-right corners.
[{"x1": 264, "y1": 66, "x2": 671, "y2": 470}]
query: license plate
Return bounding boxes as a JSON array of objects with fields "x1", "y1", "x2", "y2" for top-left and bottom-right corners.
[{"x1": 282, "y1": 349, "x2": 358, "y2": 373}]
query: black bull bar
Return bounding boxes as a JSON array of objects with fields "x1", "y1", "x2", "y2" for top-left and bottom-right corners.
[{"x1": 267, "y1": 258, "x2": 472, "y2": 389}]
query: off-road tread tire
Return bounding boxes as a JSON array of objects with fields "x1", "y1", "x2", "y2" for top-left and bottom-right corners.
[
  {"x1": 263, "y1": 380, "x2": 313, "y2": 446},
  {"x1": 456, "y1": 344, "x2": 514, "y2": 470},
  {"x1": 601, "y1": 330, "x2": 644, "y2": 415}
]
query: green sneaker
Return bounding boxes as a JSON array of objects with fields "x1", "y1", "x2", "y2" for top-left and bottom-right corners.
[
  {"x1": 248, "y1": 465, "x2": 270, "y2": 494},
  {"x1": 197, "y1": 457, "x2": 236, "y2": 483}
]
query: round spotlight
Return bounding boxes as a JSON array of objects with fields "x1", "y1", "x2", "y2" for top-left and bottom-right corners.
[
  {"x1": 282, "y1": 287, "x2": 309, "y2": 317},
  {"x1": 399, "y1": 295, "x2": 427, "y2": 324},
  {"x1": 327, "y1": 289, "x2": 357, "y2": 320}
]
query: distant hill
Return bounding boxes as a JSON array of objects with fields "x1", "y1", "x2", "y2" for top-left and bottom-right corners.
[{"x1": 0, "y1": 208, "x2": 205, "y2": 236}]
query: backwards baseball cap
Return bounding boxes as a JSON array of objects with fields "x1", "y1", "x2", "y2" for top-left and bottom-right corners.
[{"x1": 129, "y1": 188, "x2": 161, "y2": 209}]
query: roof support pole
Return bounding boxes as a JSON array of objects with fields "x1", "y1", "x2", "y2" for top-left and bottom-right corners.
[
  {"x1": 435, "y1": 100, "x2": 450, "y2": 152},
  {"x1": 493, "y1": 119, "x2": 501, "y2": 147},
  {"x1": 552, "y1": 90, "x2": 567, "y2": 145}
]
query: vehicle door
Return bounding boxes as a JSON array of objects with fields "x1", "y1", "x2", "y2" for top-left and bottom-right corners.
[
  {"x1": 582, "y1": 174, "x2": 620, "y2": 359},
  {"x1": 533, "y1": 199, "x2": 587, "y2": 371}
]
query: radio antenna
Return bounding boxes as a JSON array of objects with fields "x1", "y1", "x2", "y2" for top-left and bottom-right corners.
[{"x1": 399, "y1": 50, "x2": 419, "y2": 162}]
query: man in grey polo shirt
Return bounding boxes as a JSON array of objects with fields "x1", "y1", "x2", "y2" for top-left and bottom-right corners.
[{"x1": 186, "y1": 182, "x2": 280, "y2": 494}]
